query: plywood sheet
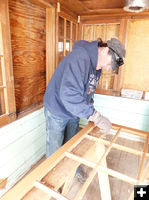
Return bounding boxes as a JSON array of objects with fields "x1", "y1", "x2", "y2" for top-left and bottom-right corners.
[
  {"x1": 122, "y1": 19, "x2": 149, "y2": 91},
  {"x1": 9, "y1": 0, "x2": 46, "y2": 112}
]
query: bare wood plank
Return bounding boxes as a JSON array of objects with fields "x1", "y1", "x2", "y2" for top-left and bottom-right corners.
[
  {"x1": 80, "y1": 12, "x2": 149, "y2": 19},
  {"x1": 85, "y1": 134, "x2": 149, "y2": 158},
  {"x1": 63, "y1": 18, "x2": 66, "y2": 56},
  {"x1": 29, "y1": 0, "x2": 53, "y2": 8},
  {"x1": 46, "y1": 8, "x2": 56, "y2": 85},
  {"x1": 0, "y1": 0, "x2": 16, "y2": 116},
  {"x1": 70, "y1": 21, "x2": 73, "y2": 52},
  {"x1": 74, "y1": 128, "x2": 121, "y2": 200},
  {"x1": 66, "y1": 151, "x2": 145, "y2": 185},
  {"x1": 61, "y1": 170, "x2": 76, "y2": 196},
  {"x1": 112, "y1": 123, "x2": 149, "y2": 137},
  {"x1": 137, "y1": 135, "x2": 149, "y2": 181},
  {"x1": 98, "y1": 166, "x2": 145, "y2": 185},
  {"x1": 0, "y1": 178, "x2": 8, "y2": 189},
  {"x1": 97, "y1": 143, "x2": 111, "y2": 200},
  {"x1": 59, "y1": 11, "x2": 78, "y2": 24},
  {"x1": 34, "y1": 181, "x2": 70, "y2": 200},
  {"x1": 0, "y1": 113, "x2": 16, "y2": 127}
]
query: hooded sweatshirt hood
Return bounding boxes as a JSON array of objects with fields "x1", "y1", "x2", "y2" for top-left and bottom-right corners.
[{"x1": 73, "y1": 40, "x2": 98, "y2": 71}]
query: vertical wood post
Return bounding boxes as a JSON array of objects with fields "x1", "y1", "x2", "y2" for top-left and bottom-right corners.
[{"x1": 46, "y1": 8, "x2": 56, "y2": 85}]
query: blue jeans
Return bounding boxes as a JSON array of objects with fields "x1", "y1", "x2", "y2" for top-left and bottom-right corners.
[{"x1": 44, "y1": 107, "x2": 79, "y2": 158}]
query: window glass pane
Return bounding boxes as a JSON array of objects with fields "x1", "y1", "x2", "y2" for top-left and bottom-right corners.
[
  {"x1": 66, "y1": 40, "x2": 70, "y2": 55},
  {"x1": 72, "y1": 23, "x2": 76, "y2": 41},
  {"x1": 66, "y1": 20, "x2": 70, "y2": 40},
  {"x1": 0, "y1": 89, "x2": 6, "y2": 115},
  {"x1": 59, "y1": 17, "x2": 64, "y2": 39}
]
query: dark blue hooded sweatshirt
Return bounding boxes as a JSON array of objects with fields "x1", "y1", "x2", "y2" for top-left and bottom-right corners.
[{"x1": 44, "y1": 40, "x2": 101, "y2": 119}]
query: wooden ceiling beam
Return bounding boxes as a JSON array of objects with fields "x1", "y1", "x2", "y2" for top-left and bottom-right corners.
[
  {"x1": 80, "y1": 8, "x2": 149, "y2": 15},
  {"x1": 29, "y1": 0, "x2": 53, "y2": 8},
  {"x1": 58, "y1": 0, "x2": 89, "y2": 14}
]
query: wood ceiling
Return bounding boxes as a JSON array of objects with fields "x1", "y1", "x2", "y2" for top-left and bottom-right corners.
[
  {"x1": 31, "y1": 0, "x2": 149, "y2": 17},
  {"x1": 46, "y1": 0, "x2": 126, "y2": 15}
]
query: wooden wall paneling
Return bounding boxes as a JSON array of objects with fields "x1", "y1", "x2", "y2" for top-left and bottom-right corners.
[
  {"x1": 94, "y1": 24, "x2": 106, "y2": 40},
  {"x1": 9, "y1": 0, "x2": 46, "y2": 113},
  {"x1": 113, "y1": 19, "x2": 128, "y2": 91},
  {"x1": 82, "y1": 24, "x2": 94, "y2": 41},
  {"x1": 103, "y1": 23, "x2": 120, "y2": 92},
  {"x1": 46, "y1": 7, "x2": 56, "y2": 85},
  {"x1": 106, "y1": 23, "x2": 120, "y2": 40}
]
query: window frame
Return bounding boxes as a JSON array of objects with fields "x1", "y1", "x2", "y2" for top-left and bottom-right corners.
[
  {"x1": 56, "y1": 11, "x2": 78, "y2": 66},
  {"x1": 0, "y1": 0, "x2": 16, "y2": 127}
]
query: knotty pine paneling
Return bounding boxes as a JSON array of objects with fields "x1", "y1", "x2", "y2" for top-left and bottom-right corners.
[{"x1": 9, "y1": 0, "x2": 46, "y2": 113}]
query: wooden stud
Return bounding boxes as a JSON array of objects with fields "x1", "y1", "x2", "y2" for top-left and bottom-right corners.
[
  {"x1": 46, "y1": 7, "x2": 56, "y2": 85},
  {"x1": 70, "y1": 22, "x2": 73, "y2": 52},
  {"x1": 63, "y1": 18, "x2": 66, "y2": 57}
]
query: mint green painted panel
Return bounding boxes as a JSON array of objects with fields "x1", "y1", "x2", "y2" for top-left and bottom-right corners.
[
  {"x1": 80, "y1": 94, "x2": 149, "y2": 132},
  {"x1": 0, "y1": 124, "x2": 45, "y2": 168},
  {"x1": 0, "y1": 108, "x2": 45, "y2": 151},
  {"x1": 94, "y1": 94, "x2": 149, "y2": 115}
]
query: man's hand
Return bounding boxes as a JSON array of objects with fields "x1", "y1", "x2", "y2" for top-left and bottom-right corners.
[{"x1": 88, "y1": 110, "x2": 111, "y2": 133}]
